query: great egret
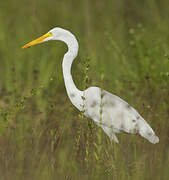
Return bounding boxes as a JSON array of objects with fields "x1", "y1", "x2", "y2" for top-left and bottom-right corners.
[{"x1": 22, "y1": 27, "x2": 159, "y2": 144}]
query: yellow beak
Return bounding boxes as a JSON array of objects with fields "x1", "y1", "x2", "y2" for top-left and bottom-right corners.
[{"x1": 22, "y1": 32, "x2": 53, "y2": 49}]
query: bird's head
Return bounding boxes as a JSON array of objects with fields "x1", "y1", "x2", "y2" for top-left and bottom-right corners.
[{"x1": 22, "y1": 27, "x2": 66, "y2": 49}]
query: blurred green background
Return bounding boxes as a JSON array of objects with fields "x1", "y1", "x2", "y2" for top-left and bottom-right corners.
[{"x1": 0, "y1": 0, "x2": 169, "y2": 179}]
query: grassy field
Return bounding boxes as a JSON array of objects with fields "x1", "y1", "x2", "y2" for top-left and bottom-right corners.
[{"x1": 0, "y1": 0, "x2": 169, "y2": 179}]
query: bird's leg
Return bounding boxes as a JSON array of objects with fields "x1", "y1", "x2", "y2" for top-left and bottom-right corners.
[
  {"x1": 110, "y1": 140, "x2": 115, "y2": 158},
  {"x1": 110, "y1": 138, "x2": 129, "y2": 160},
  {"x1": 110, "y1": 140, "x2": 118, "y2": 160},
  {"x1": 118, "y1": 142, "x2": 129, "y2": 159}
]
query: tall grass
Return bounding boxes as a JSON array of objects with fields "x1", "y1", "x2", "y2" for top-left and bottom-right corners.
[{"x1": 0, "y1": 0, "x2": 169, "y2": 179}]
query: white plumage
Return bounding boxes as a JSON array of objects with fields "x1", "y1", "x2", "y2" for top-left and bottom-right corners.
[{"x1": 22, "y1": 27, "x2": 159, "y2": 144}]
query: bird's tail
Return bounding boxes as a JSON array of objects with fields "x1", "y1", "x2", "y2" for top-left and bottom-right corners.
[
  {"x1": 139, "y1": 130, "x2": 159, "y2": 144},
  {"x1": 138, "y1": 119, "x2": 159, "y2": 144}
]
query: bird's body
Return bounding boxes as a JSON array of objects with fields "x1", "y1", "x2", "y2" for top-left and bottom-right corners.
[{"x1": 22, "y1": 27, "x2": 159, "y2": 144}]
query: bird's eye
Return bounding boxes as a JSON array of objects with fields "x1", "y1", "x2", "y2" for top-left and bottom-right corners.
[{"x1": 49, "y1": 32, "x2": 53, "y2": 36}]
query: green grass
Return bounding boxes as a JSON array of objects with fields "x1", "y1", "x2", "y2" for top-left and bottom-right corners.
[{"x1": 0, "y1": 0, "x2": 169, "y2": 179}]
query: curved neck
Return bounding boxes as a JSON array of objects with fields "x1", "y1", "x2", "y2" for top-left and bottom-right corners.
[{"x1": 61, "y1": 32, "x2": 83, "y2": 110}]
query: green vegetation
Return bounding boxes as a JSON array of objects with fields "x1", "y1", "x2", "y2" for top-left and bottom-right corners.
[{"x1": 0, "y1": 0, "x2": 169, "y2": 179}]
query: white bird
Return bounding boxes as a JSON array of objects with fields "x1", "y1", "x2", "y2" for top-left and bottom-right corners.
[{"x1": 22, "y1": 27, "x2": 159, "y2": 144}]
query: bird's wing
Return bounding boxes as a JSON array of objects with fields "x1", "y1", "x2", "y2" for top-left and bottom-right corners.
[
  {"x1": 83, "y1": 87, "x2": 128, "y2": 142},
  {"x1": 83, "y1": 87, "x2": 159, "y2": 144}
]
